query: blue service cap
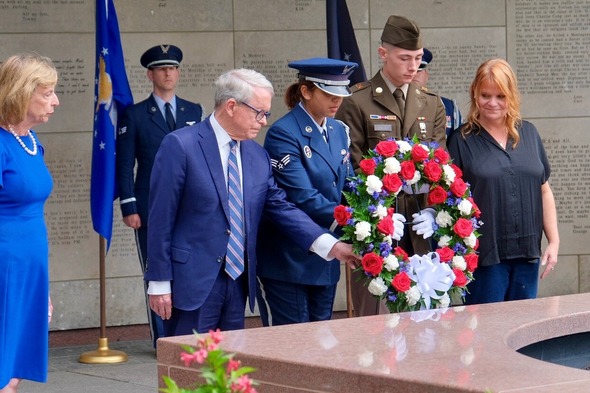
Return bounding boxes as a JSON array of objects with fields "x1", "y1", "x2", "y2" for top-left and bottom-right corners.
[
  {"x1": 418, "y1": 48, "x2": 433, "y2": 71},
  {"x1": 140, "y1": 44, "x2": 183, "y2": 69},
  {"x1": 288, "y1": 57, "x2": 358, "y2": 97}
]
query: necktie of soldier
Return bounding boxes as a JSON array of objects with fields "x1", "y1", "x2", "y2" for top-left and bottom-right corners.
[
  {"x1": 394, "y1": 88, "x2": 405, "y2": 117},
  {"x1": 321, "y1": 125, "x2": 329, "y2": 143},
  {"x1": 165, "y1": 102, "x2": 176, "y2": 131},
  {"x1": 225, "y1": 140, "x2": 245, "y2": 279}
]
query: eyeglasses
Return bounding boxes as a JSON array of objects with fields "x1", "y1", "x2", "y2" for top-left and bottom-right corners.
[{"x1": 240, "y1": 101, "x2": 271, "y2": 122}]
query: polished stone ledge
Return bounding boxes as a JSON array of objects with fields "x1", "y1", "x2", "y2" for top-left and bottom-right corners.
[{"x1": 158, "y1": 293, "x2": 590, "y2": 392}]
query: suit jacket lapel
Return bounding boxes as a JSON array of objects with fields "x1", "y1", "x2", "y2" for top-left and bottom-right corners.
[
  {"x1": 147, "y1": 94, "x2": 170, "y2": 135},
  {"x1": 371, "y1": 72, "x2": 403, "y2": 120},
  {"x1": 198, "y1": 118, "x2": 230, "y2": 221},
  {"x1": 404, "y1": 82, "x2": 427, "y2": 134},
  {"x1": 293, "y1": 106, "x2": 339, "y2": 175}
]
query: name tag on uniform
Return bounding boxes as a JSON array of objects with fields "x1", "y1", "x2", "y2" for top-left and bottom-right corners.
[{"x1": 374, "y1": 124, "x2": 393, "y2": 132}]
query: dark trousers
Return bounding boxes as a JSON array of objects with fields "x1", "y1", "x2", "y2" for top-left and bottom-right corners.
[
  {"x1": 135, "y1": 227, "x2": 165, "y2": 347},
  {"x1": 164, "y1": 268, "x2": 247, "y2": 336},
  {"x1": 257, "y1": 277, "x2": 337, "y2": 326},
  {"x1": 465, "y1": 258, "x2": 540, "y2": 305}
]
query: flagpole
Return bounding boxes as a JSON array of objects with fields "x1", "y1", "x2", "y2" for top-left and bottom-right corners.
[{"x1": 79, "y1": 236, "x2": 127, "y2": 364}]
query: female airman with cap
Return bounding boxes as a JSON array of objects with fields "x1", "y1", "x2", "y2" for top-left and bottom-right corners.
[{"x1": 256, "y1": 57, "x2": 358, "y2": 326}]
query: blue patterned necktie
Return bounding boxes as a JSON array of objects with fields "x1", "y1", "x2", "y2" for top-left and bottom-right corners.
[
  {"x1": 165, "y1": 102, "x2": 176, "y2": 131},
  {"x1": 225, "y1": 140, "x2": 245, "y2": 279}
]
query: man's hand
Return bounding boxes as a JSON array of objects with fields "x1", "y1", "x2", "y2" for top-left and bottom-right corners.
[
  {"x1": 123, "y1": 213, "x2": 141, "y2": 229},
  {"x1": 149, "y1": 293, "x2": 172, "y2": 320},
  {"x1": 328, "y1": 241, "x2": 361, "y2": 269},
  {"x1": 411, "y1": 208, "x2": 435, "y2": 239},
  {"x1": 392, "y1": 213, "x2": 406, "y2": 241}
]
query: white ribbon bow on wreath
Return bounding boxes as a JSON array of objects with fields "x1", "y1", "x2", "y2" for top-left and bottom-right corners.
[{"x1": 407, "y1": 252, "x2": 456, "y2": 310}]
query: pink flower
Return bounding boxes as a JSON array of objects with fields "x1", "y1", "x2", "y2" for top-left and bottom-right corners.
[
  {"x1": 231, "y1": 375, "x2": 257, "y2": 393},
  {"x1": 209, "y1": 328, "x2": 224, "y2": 345},
  {"x1": 180, "y1": 348, "x2": 208, "y2": 366},
  {"x1": 227, "y1": 358, "x2": 241, "y2": 372}
]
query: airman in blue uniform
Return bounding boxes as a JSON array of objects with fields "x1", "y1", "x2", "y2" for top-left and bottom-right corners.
[
  {"x1": 116, "y1": 44, "x2": 203, "y2": 347},
  {"x1": 257, "y1": 57, "x2": 357, "y2": 326}
]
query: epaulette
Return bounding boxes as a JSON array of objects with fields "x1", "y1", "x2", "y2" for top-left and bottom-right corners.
[{"x1": 351, "y1": 80, "x2": 371, "y2": 93}]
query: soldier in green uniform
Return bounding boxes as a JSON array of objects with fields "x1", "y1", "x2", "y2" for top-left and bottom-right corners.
[{"x1": 336, "y1": 15, "x2": 447, "y2": 316}]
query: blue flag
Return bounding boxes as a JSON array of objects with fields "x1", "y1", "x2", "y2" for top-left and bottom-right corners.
[
  {"x1": 326, "y1": 0, "x2": 367, "y2": 86},
  {"x1": 91, "y1": 0, "x2": 133, "y2": 249}
]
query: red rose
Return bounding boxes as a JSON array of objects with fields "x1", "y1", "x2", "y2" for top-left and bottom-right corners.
[
  {"x1": 450, "y1": 178, "x2": 468, "y2": 197},
  {"x1": 333, "y1": 205, "x2": 351, "y2": 226},
  {"x1": 468, "y1": 197, "x2": 481, "y2": 218},
  {"x1": 411, "y1": 144, "x2": 429, "y2": 162},
  {"x1": 393, "y1": 246, "x2": 409, "y2": 261},
  {"x1": 392, "y1": 272, "x2": 412, "y2": 292},
  {"x1": 464, "y1": 253, "x2": 479, "y2": 272},
  {"x1": 453, "y1": 268, "x2": 468, "y2": 287},
  {"x1": 453, "y1": 217, "x2": 473, "y2": 238},
  {"x1": 359, "y1": 158, "x2": 377, "y2": 175},
  {"x1": 375, "y1": 140, "x2": 398, "y2": 157},
  {"x1": 362, "y1": 253, "x2": 384, "y2": 276},
  {"x1": 436, "y1": 247, "x2": 455, "y2": 262},
  {"x1": 382, "y1": 174, "x2": 402, "y2": 193},
  {"x1": 434, "y1": 148, "x2": 450, "y2": 164},
  {"x1": 474, "y1": 237, "x2": 480, "y2": 250},
  {"x1": 451, "y1": 163, "x2": 463, "y2": 179},
  {"x1": 377, "y1": 215, "x2": 394, "y2": 236},
  {"x1": 423, "y1": 161, "x2": 443, "y2": 182},
  {"x1": 428, "y1": 185, "x2": 447, "y2": 205},
  {"x1": 400, "y1": 160, "x2": 416, "y2": 180},
  {"x1": 387, "y1": 207, "x2": 395, "y2": 215}
]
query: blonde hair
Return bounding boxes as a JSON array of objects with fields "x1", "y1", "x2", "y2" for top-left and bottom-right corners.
[
  {"x1": 464, "y1": 58, "x2": 521, "y2": 147},
  {"x1": 0, "y1": 52, "x2": 58, "y2": 126}
]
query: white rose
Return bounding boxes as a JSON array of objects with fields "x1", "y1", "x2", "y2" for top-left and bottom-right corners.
[
  {"x1": 383, "y1": 254, "x2": 399, "y2": 271},
  {"x1": 366, "y1": 175, "x2": 383, "y2": 194},
  {"x1": 406, "y1": 170, "x2": 421, "y2": 185},
  {"x1": 368, "y1": 277, "x2": 388, "y2": 296},
  {"x1": 354, "y1": 221, "x2": 372, "y2": 241},
  {"x1": 452, "y1": 255, "x2": 467, "y2": 270},
  {"x1": 464, "y1": 232, "x2": 477, "y2": 248},
  {"x1": 435, "y1": 210, "x2": 453, "y2": 228},
  {"x1": 437, "y1": 293, "x2": 451, "y2": 308},
  {"x1": 438, "y1": 235, "x2": 452, "y2": 247},
  {"x1": 442, "y1": 164, "x2": 456, "y2": 186},
  {"x1": 406, "y1": 286, "x2": 421, "y2": 306},
  {"x1": 372, "y1": 204, "x2": 388, "y2": 219},
  {"x1": 382, "y1": 235, "x2": 393, "y2": 245},
  {"x1": 397, "y1": 140, "x2": 412, "y2": 153},
  {"x1": 383, "y1": 157, "x2": 401, "y2": 174},
  {"x1": 458, "y1": 199, "x2": 473, "y2": 216}
]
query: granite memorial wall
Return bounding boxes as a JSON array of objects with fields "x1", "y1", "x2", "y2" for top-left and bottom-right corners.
[{"x1": 0, "y1": 0, "x2": 587, "y2": 330}]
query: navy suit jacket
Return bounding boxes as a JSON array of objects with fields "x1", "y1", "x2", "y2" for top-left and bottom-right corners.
[
  {"x1": 116, "y1": 94, "x2": 203, "y2": 221},
  {"x1": 257, "y1": 105, "x2": 353, "y2": 285},
  {"x1": 145, "y1": 116, "x2": 327, "y2": 311}
]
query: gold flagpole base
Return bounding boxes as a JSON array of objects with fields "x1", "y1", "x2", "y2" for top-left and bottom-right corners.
[{"x1": 79, "y1": 337, "x2": 128, "y2": 364}]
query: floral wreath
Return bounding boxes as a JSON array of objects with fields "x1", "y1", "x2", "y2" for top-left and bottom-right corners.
[{"x1": 334, "y1": 136, "x2": 482, "y2": 313}]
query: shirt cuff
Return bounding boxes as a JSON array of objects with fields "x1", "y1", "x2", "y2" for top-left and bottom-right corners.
[
  {"x1": 147, "y1": 281, "x2": 171, "y2": 295},
  {"x1": 310, "y1": 233, "x2": 339, "y2": 261}
]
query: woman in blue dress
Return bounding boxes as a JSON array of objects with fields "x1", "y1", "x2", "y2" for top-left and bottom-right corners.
[{"x1": 0, "y1": 53, "x2": 59, "y2": 393}]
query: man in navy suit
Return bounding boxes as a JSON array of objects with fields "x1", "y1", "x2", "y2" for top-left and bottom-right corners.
[
  {"x1": 116, "y1": 44, "x2": 203, "y2": 347},
  {"x1": 145, "y1": 68, "x2": 359, "y2": 336}
]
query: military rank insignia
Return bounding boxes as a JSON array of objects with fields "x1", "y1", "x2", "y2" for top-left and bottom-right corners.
[{"x1": 270, "y1": 155, "x2": 291, "y2": 171}]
